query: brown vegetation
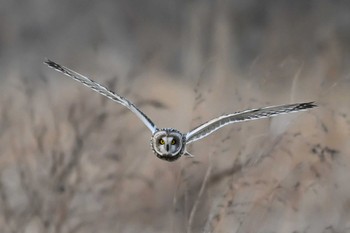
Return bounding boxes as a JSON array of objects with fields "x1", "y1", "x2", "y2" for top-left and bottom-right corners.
[{"x1": 1, "y1": 1, "x2": 350, "y2": 232}]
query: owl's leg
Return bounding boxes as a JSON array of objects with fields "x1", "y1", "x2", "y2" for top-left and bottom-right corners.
[{"x1": 184, "y1": 150, "x2": 194, "y2": 158}]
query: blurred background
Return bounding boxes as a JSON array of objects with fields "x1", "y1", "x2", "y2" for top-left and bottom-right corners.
[{"x1": 1, "y1": 0, "x2": 350, "y2": 232}]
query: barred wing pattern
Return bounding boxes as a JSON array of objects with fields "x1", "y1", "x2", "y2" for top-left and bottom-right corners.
[
  {"x1": 186, "y1": 102, "x2": 316, "y2": 144},
  {"x1": 45, "y1": 59, "x2": 158, "y2": 133}
]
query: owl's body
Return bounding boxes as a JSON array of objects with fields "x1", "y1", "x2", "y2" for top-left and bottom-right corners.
[{"x1": 45, "y1": 59, "x2": 317, "y2": 162}]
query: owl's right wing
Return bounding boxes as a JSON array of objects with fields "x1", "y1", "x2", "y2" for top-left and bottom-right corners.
[
  {"x1": 45, "y1": 59, "x2": 158, "y2": 134},
  {"x1": 185, "y1": 102, "x2": 316, "y2": 144}
]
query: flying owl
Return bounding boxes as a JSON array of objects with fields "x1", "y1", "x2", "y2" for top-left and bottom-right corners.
[{"x1": 45, "y1": 59, "x2": 316, "y2": 162}]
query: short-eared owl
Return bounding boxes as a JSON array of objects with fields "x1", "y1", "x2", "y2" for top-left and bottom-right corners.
[{"x1": 45, "y1": 59, "x2": 316, "y2": 162}]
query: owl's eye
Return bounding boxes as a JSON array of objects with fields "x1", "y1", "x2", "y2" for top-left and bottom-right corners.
[
  {"x1": 171, "y1": 139, "x2": 176, "y2": 145},
  {"x1": 159, "y1": 139, "x2": 165, "y2": 145}
]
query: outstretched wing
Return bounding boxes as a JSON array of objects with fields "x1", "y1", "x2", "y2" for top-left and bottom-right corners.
[
  {"x1": 186, "y1": 102, "x2": 316, "y2": 144},
  {"x1": 45, "y1": 59, "x2": 158, "y2": 133}
]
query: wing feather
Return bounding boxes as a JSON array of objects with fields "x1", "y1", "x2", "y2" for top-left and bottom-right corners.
[
  {"x1": 186, "y1": 102, "x2": 316, "y2": 144},
  {"x1": 44, "y1": 59, "x2": 157, "y2": 133}
]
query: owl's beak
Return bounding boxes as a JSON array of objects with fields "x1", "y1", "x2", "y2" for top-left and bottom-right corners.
[{"x1": 166, "y1": 144, "x2": 170, "y2": 152}]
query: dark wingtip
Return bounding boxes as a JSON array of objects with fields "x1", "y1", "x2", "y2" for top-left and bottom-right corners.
[
  {"x1": 298, "y1": 101, "x2": 317, "y2": 110},
  {"x1": 43, "y1": 58, "x2": 64, "y2": 72},
  {"x1": 44, "y1": 58, "x2": 56, "y2": 67}
]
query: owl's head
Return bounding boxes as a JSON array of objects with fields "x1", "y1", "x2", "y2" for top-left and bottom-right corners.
[{"x1": 151, "y1": 128, "x2": 185, "y2": 162}]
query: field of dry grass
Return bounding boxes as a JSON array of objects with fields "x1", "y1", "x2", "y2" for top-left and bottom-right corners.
[{"x1": 1, "y1": 1, "x2": 350, "y2": 233}]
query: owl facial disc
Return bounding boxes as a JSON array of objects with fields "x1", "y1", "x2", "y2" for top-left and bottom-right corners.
[{"x1": 151, "y1": 128, "x2": 185, "y2": 162}]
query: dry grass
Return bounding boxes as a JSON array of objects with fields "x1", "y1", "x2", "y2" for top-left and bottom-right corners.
[{"x1": 1, "y1": 1, "x2": 350, "y2": 233}]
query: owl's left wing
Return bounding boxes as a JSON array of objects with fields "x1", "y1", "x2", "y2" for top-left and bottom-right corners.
[
  {"x1": 45, "y1": 59, "x2": 158, "y2": 134},
  {"x1": 185, "y1": 102, "x2": 316, "y2": 144}
]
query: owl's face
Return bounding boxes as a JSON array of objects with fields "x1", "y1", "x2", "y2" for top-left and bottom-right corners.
[{"x1": 151, "y1": 129, "x2": 185, "y2": 162}]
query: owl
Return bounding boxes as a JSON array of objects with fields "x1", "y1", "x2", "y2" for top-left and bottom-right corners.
[{"x1": 45, "y1": 59, "x2": 316, "y2": 162}]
